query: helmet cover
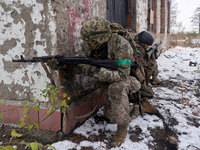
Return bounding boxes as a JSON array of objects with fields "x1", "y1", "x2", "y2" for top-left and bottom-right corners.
[{"x1": 81, "y1": 17, "x2": 112, "y2": 49}]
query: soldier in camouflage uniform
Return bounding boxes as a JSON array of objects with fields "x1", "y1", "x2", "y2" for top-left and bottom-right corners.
[
  {"x1": 47, "y1": 18, "x2": 159, "y2": 147},
  {"x1": 133, "y1": 31, "x2": 160, "y2": 98},
  {"x1": 135, "y1": 31, "x2": 160, "y2": 85},
  {"x1": 47, "y1": 17, "x2": 141, "y2": 147},
  {"x1": 80, "y1": 17, "x2": 141, "y2": 147}
]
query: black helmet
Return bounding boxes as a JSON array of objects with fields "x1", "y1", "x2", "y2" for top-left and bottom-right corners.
[{"x1": 138, "y1": 31, "x2": 154, "y2": 45}]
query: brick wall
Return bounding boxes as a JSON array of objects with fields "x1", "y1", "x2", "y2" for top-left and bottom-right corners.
[
  {"x1": 0, "y1": 103, "x2": 61, "y2": 132},
  {"x1": 167, "y1": 0, "x2": 171, "y2": 33},
  {"x1": 160, "y1": 0, "x2": 166, "y2": 33},
  {"x1": 152, "y1": 0, "x2": 158, "y2": 33},
  {"x1": 0, "y1": 89, "x2": 106, "y2": 134},
  {"x1": 126, "y1": 0, "x2": 132, "y2": 29}
]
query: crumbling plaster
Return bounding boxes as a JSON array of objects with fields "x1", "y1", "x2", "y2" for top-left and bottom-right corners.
[
  {"x1": 0, "y1": 0, "x2": 57, "y2": 101},
  {"x1": 0, "y1": 0, "x2": 106, "y2": 103},
  {"x1": 136, "y1": 0, "x2": 148, "y2": 32}
]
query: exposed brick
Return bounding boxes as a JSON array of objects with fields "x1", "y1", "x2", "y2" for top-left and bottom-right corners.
[
  {"x1": 78, "y1": 102, "x2": 87, "y2": 123},
  {"x1": 0, "y1": 104, "x2": 9, "y2": 123},
  {"x1": 18, "y1": 106, "x2": 28, "y2": 127},
  {"x1": 39, "y1": 109, "x2": 50, "y2": 131},
  {"x1": 64, "y1": 109, "x2": 74, "y2": 134},
  {"x1": 29, "y1": 107, "x2": 39, "y2": 125},
  {"x1": 160, "y1": 0, "x2": 166, "y2": 33},
  {"x1": 72, "y1": 106, "x2": 80, "y2": 128},
  {"x1": 50, "y1": 111, "x2": 61, "y2": 132},
  {"x1": 9, "y1": 105, "x2": 19, "y2": 124}
]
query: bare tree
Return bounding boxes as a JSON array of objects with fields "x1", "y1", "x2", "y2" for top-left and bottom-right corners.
[
  {"x1": 170, "y1": 0, "x2": 178, "y2": 34},
  {"x1": 170, "y1": 0, "x2": 178, "y2": 33},
  {"x1": 190, "y1": 6, "x2": 200, "y2": 33}
]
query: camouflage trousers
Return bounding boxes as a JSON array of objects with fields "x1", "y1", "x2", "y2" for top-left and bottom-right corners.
[
  {"x1": 131, "y1": 65, "x2": 154, "y2": 98},
  {"x1": 145, "y1": 59, "x2": 159, "y2": 86},
  {"x1": 103, "y1": 76, "x2": 141, "y2": 127}
]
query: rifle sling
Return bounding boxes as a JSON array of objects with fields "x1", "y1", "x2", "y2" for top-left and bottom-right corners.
[{"x1": 73, "y1": 87, "x2": 104, "y2": 120}]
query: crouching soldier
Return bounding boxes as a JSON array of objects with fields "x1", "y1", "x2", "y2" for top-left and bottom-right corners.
[{"x1": 47, "y1": 17, "x2": 157, "y2": 148}]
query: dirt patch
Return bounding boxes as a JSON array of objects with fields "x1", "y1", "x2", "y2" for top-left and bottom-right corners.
[{"x1": 0, "y1": 124, "x2": 57, "y2": 149}]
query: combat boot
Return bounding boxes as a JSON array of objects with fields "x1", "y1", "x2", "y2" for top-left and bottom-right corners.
[
  {"x1": 140, "y1": 97, "x2": 158, "y2": 115},
  {"x1": 151, "y1": 76, "x2": 161, "y2": 85},
  {"x1": 130, "y1": 104, "x2": 140, "y2": 119},
  {"x1": 110, "y1": 125, "x2": 128, "y2": 148}
]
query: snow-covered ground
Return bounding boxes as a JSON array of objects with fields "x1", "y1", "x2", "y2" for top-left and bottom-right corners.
[{"x1": 51, "y1": 46, "x2": 200, "y2": 150}]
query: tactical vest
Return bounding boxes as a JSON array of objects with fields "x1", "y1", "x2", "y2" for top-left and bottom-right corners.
[{"x1": 107, "y1": 23, "x2": 136, "y2": 59}]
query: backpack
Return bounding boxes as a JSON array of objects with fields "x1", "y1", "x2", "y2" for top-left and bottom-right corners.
[{"x1": 110, "y1": 23, "x2": 136, "y2": 50}]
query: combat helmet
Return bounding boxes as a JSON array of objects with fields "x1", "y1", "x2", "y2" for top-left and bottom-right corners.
[
  {"x1": 81, "y1": 17, "x2": 112, "y2": 50},
  {"x1": 138, "y1": 31, "x2": 154, "y2": 45}
]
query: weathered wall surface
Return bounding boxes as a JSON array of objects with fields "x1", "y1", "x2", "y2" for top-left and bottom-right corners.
[
  {"x1": 0, "y1": 0, "x2": 106, "y2": 103},
  {"x1": 52, "y1": 0, "x2": 106, "y2": 55},
  {"x1": 0, "y1": 0, "x2": 57, "y2": 101},
  {"x1": 136, "y1": 0, "x2": 148, "y2": 31},
  {"x1": 51, "y1": 0, "x2": 106, "y2": 101},
  {"x1": 0, "y1": 0, "x2": 169, "y2": 103}
]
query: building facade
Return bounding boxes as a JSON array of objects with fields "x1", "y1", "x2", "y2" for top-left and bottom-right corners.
[{"x1": 0, "y1": 0, "x2": 170, "y2": 134}]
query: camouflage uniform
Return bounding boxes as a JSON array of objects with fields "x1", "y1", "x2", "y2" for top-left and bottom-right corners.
[
  {"x1": 132, "y1": 35, "x2": 155, "y2": 98},
  {"x1": 80, "y1": 17, "x2": 141, "y2": 127},
  {"x1": 47, "y1": 18, "x2": 158, "y2": 147}
]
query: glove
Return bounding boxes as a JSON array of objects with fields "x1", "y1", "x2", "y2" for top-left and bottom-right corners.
[
  {"x1": 132, "y1": 60, "x2": 139, "y2": 70},
  {"x1": 73, "y1": 65, "x2": 82, "y2": 74},
  {"x1": 47, "y1": 58, "x2": 60, "y2": 70},
  {"x1": 88, "y1": 66, "x2": 99, "y2": 77},
  {"x1": 87, "y1": 66, "x2": 100, "y2": 78}
]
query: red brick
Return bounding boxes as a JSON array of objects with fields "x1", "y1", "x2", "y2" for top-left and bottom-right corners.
[
  {"x1": 0, "y1": 104, "x2": 9, "y2": 123},
  {"x1": 72, "y1": 106, "x2": 80, "y2": 128},
  {"x1": 18, "y1": 106, "x2": 28, "y2": 127},
  {"x1": 78, "y1": 102, "x2": 87, "y2": 123},
  {"x1": 64, "y1": 108, "x2": 74, "y2": 134},
  {"x1": 9, "y1": 105, "x2": 19, "y2": 124},
  {"x1": 29, "y1": 107, "x2": 39, "y2": 125},
  {"x1": 39, "y1": 109, "x2": 50, "y2": 131},
  {"x1": 50, "y1": 111, "x2": 61, "y2": 132}
]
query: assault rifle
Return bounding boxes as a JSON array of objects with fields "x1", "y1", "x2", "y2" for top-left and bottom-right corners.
[
  {"x1": 12, "y1": 55, "x2": 129, "y2": 70},
  {"x1": 146, "y1": 41, "x2": 162, "y2": 59}
]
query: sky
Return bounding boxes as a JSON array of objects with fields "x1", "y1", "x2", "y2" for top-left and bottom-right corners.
[
  {"x1": 175, "y1": 0, "x2": 200, "y2": 32},
  {"x1": 50, "y1": 46, "x2": 200, "y2": 150}
]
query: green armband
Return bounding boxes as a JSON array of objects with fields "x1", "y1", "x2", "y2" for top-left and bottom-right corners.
[
  {"x1": 135, "y1": 49, "x2": 142, "y2": 53},
  {"x1": 117, "y1": 59, "x2": 131, "y2": 67}
]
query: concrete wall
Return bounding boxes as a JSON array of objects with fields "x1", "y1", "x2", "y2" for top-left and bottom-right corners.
[
  {"x1": 136, "y1": 0, "x2": 148, "y2": 32},
  {"x1": 0, "y1": 0, "x2": 106, "y2": 103},
  {"x1": 0, "y1": 0, "x2": 56, "y2": 101}
]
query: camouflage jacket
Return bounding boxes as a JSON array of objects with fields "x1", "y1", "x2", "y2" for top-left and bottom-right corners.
[
  {"x1": 133, "y1": 41, "x2": 155, "y2": 71},
  {"x1": 79, "y1": 34, "x2": 135, "y2": 84}
]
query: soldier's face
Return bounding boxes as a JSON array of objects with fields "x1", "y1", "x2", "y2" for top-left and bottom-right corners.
[
  {"x1": 145, "y1": 44, "x2": 150, "y2": 49},
  {"x1": 85, "y1": 41, "x2": 94, "y2": 45},
  {"x1": 85, "y1": 41, "x2": 98, "y2": 50}
]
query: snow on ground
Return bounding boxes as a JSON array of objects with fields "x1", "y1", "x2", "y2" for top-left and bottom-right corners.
[{"x1": 52, "y1": 46, "x2": 200, "y2": 150}]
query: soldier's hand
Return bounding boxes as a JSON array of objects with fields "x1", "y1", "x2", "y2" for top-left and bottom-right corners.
[
  {"x1": 47, "y1": 58, "x2": 60, "y2": 70},
  {"x1": 87, "y1": 66, "x2": 100, "y2": 78},
  {"x1": 132, "y1": 60, "x2": 139, "y2": 70},
  {"x1": 73, "y1": 66, "x2": 82, "y2": 74}
]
